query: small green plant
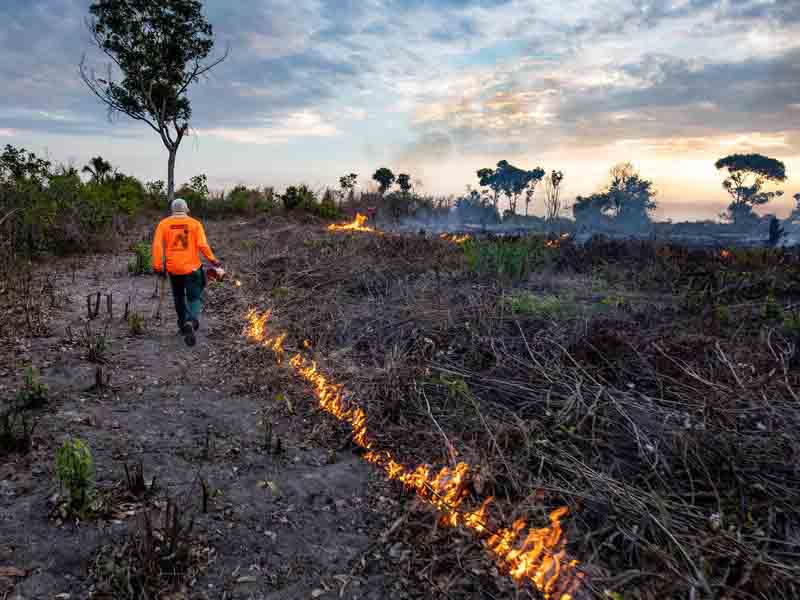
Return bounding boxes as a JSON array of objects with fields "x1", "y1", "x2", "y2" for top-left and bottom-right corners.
[
  {"x1": 272, "y1": 286, "x2": 291, "y2": 299},
  {"x1": 81, "y1": 323, "x2": 108, "y2": 363},
  {"x1": 55, "y1": 437, "x2": 95, "y2": 512},
  {"x1": 714, "y1": 304, "x2": 732, "y2": 326},
  {"x1": 281, "y1": 185, "x2": 316, "y2": 211},
  {"x1": 503, "y1": 292, "x2": 576, "y2": 319},
  {"x1": 0, "y1": 410, "x2": 37, "y2": 453},
  {"x1": 764, "y1": 294, "x2": 783, "y2": 320},
  {"x1": 128, "y1": 242, "x2": 153, "y2": 275},
  {"x1": 600, "y1": 294, "x2": 628, "y2": 310},
  {"x1": 463, "y1": 237, "x2": 551, "y2": 281},
  {"x1": 783, "y1": 311, "x2": 800, "y2": 335},
  {"x1": 442, "y1": 376, "x2": 471, "y2": 400},
  {"x1": 128, "y1": 312, "x2": 145, "y2": 336},
  {"x1": 16, "y1": 366, "x2": 48, "y2": 409}
]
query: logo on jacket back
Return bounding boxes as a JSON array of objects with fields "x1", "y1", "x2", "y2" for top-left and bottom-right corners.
[{"x1": 170, "y1": 225, "x2": 189, "y2": 250}]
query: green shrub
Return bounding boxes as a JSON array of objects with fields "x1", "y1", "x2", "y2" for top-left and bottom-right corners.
[
  {"x1": 764, "y1": 294, "x2": 783, "y2": 320},
  {"x1": 228, "y1": 185, "x2": 251, "y2": 214},
  {"x1": 783, "y1": 311, "x2": 800, "y2": 335},
  {"x1": 55, "y1": 437, "x2": 95, "y2": 512},
  {"x1": 145, "y1": 180, "x2": 166, "y2": 209},
  {"x1": 0, "y1": 410, "x2": 37, "y2": 453},
  {"x1": 128, "y1": 242, "x2": 153, "y2": 275},
  {"x1": 600, "y1": 294, "x2": 628, "y2": 310},
  {"x1": 502, "y1": 292, "x2": 576, "y2": 318},
  {"x1": 81, "y1": 323, "x2": 108, "y2": 364},
  {"x1": 0, "y1": 145, "x2": 145, "y2": 258},
  {"x1": 16, "y1": 366, "x2": 48, "y2": 409},
  {"x1": 464, "y1": 237, "x2": 552, "y2": 281},
  {"x1": 281, "y1": 185, "x2": 316, "y2": 211},
  {"x1": 176, "y1": 174, "x2": 210, "y2": 215},
  {"x1": 714, "y1": 304, "x2": 732, "y2": 326},
  {"x1": 255, "y1": 187, "x2": 277, "y2": 214},
  {"x1": 128, "y1": 312, "x2": 145, "y2": 336}
]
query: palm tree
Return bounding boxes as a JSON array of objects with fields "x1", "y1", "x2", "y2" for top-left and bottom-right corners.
[{"x1": 82, "y1": 156, "x2": 113, "y2": 183}]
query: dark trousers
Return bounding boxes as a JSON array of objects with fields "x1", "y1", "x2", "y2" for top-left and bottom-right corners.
[{"x1": 169, "y1": 267, "x2": 206, "y2": 328}]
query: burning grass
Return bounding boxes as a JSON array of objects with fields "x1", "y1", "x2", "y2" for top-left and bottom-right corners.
[
  {"x1": 327, "y1": 212, "x2": 375, "y2": 232},
  {"x1": 238, "y1": 227, "x2": 800, "y2": 599},
  {"x1": 245, "y1": 309, "x2": 583, "y2": 598}
]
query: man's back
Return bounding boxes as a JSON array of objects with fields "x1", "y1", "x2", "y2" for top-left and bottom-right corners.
[{"x1": 152, "y1": 214, "x2": 216, "y2": 275}]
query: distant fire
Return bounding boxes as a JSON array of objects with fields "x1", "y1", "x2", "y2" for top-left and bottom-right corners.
[
  {"x1": 440, "y1": 233, "x2": 472, "y2": 244},
  {"x1": 245, "y1": 309, "x2": 582, "y2": 597},
  {"x1": 545, "y1": 233, "x2": 571, "y2": 249},
  {"x1": 720, "y1": 249, "x2": 731, "y2": 259},
  {"x1": 328, "y1": 213, "x2": 375, "y2": 232}
]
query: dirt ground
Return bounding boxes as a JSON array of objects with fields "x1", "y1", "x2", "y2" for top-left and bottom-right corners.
[{"x1": 1, "y1": 218, "x2": 506, "y2": 600}]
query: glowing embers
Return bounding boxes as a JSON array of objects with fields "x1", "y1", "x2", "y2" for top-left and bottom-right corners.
[
  {"x1": 439, "y1": 233, "x2": 472, "y2": 244},
  {"x1": 327, "y1": 213, "x2": 375, "y2": 232},
  {"x1": 244, "y1": 309, "x2": 582, "y2": 598},
  {"x1": 545, "y1": 233, "x2": 571, "y2": 249}
]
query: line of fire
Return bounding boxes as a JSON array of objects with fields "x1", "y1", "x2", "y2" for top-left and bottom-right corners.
[{"x1": 245, "y1": 299, "x2": 585, "y2": 599}]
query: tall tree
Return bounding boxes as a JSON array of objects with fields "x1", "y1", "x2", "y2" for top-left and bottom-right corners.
[
  {"x1": 604, "y1": 162, "x2": 657, "y2": 225},
  {"x1": 0, "y1": 144, "x2": 51, "y2": 186},
  {"x1": 715, "y1": 153, "x2": 786, "y2": 224},
  {"x1": 81, "y1": 0, "x2": 227, "y2": 203},
  {"x1": 478, "y1": 161, "x2": 544, "y2": 215},
  {"x1": 571, "y1": 163, "x2": 656, "y2": 229},
  {"x1": 477, "y1": 167, "x2": 502, "y2": 209},
  {"x1": 396, "y1": 173, "x2": 412, "y2": 195},
  {"x1": 338, "y1": 173, "x2": 357, "y2": 206},
  {"x1": 372, "y1": 168, "x2": 395, "y2": 195},
  {"x1": 82, "y1": 156, "x2": 113, "y2": 183}
]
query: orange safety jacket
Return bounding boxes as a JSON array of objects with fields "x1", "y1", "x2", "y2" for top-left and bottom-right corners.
[{"x1": 151, "y1": 214, "x2": 218, "y2": 276}]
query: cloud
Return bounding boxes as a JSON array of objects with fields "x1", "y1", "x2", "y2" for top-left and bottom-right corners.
[
  {"x1": 1, "y1": 0, "x2": 799, "y2": 215},
  {"x1": 200, "y1": 110, "x2": 338, "y2": 145}
]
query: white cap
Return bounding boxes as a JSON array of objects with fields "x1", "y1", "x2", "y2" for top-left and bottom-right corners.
[{"x1": 171, "y1": 198, "x2": 189, "y2": 214}]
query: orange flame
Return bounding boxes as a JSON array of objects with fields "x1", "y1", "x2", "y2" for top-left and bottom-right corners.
[
  {"x1": 328, "y1": 213, "x2": 374, "y2": 232},
  {"x1": 440, "y1": 233, "x2": 472, "y2": 244},
  {"x1": 545, "y1": 234, "x2": 570, "y2": 249},
  {"x1": 720, "y1": 249, "x2": 731, "y2": 259},
  {"x1": 244, "y1": 310, "x2": 582, "y2": 597}
]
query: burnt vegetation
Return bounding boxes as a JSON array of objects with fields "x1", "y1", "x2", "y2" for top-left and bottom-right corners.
[{"x1": 249, "y1": 227, "x2": 800, "y2": 598}]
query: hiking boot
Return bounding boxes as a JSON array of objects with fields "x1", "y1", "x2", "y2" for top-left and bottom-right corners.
[
  {"x1": 190, "y1": 318, "x2": 200, "y2": 331},
  {"x1": 181, "y1": 323, "x2": 196, "y2": 347}
]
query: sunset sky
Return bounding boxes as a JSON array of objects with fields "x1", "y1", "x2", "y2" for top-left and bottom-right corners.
[{"x1": 1, "y1": 0, "x2": 798, "y2": 220}]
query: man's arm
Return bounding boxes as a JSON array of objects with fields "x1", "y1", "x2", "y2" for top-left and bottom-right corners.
[
  {"x1": 197, "y1": 223, "x2": 220, "y2": 266},
  {"x1": 151, "y1": 221, "x2": 166, "y2": 273}
]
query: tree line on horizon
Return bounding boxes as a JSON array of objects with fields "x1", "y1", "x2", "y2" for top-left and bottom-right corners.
[{"x1": 1, "y1": 0, "x2": 798, "y2": 262}]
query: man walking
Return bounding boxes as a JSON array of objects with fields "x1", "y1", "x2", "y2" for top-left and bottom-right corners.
[{"x1": 152, "y1": 198, "x2": 221, "y2": 346}]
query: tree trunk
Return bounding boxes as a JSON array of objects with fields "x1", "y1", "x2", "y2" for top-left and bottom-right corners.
[{"x1": 167, "y1": 147, "x2": 177, "y2": 206}]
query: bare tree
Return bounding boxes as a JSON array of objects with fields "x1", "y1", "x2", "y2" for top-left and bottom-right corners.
[{"x1": 543, "y1": 170, "x2": 564, "y2": 223}]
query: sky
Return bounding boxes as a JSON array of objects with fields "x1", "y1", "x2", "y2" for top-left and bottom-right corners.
[{"x1": 1, "y1": 0, "x2": 799, "y2": 221}]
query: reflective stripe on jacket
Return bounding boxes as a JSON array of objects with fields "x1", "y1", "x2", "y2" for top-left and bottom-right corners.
[{"x1": 151, "y1": 215, "x2": 218, "y2": 276}]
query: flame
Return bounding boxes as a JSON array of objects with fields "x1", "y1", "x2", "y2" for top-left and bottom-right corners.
[
  {"x1": 328, "y1": 213, "x2": 375, "y2": 232},
  {"x1": 720, "y1": 249, "x2": 731, "y2": 259},
  {"x1": 545, "y1": 234, "x2": 570, "y2": 249},
  {"x1": 244, "y1": 310, "x2": 582, "y2": 597},
  {"x1": 440, "y1": 233, "x2": 472, "y2": 244}
]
